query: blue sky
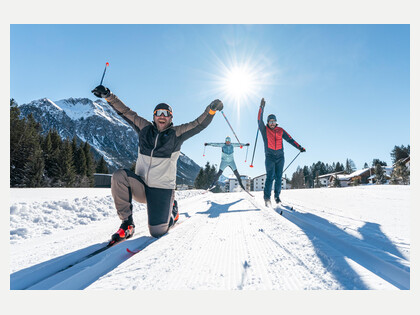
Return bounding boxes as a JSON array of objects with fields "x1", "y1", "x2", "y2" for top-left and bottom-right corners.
[{"x1": 10, "y1": 24, "x2": 410, "y2": 179}]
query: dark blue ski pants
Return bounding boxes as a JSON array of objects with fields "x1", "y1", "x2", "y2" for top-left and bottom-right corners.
[{"x1": 264, "y1": 153, "x2": 285, "y2": 200}]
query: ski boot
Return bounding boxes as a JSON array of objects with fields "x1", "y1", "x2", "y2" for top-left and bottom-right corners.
[
  {"x1": 264, "y1": 198, "x2": 272, "y2": 208},
  {"x1": 109, "y1": 215, "x2": 135, "y2": 246},
  {"x1": 170, "y1": 200, "x2": 179, "y2": 227},
  {"x1": 275, "y1": 197, "x2": 281, "y2": 204}
]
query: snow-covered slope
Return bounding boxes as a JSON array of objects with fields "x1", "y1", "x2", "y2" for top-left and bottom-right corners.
[{"x1": 10, "y1": 185, "x2": 410, "y2": 290}]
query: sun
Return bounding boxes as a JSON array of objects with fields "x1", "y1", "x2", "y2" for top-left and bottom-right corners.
[
  {"x1": 223, "y1": 65, "x2": 256, "y2": 102},
  {"x1": 221, "y1": 64, "x2": 259, "y2": 107}
]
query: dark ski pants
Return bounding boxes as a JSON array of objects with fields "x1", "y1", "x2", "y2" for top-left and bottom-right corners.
[
  {"x1": 111, "y1": 169, "x2": 175, "y2": 238},
  {"x1": 264, "y1": 154, "x2": 285, "y2": 200}
]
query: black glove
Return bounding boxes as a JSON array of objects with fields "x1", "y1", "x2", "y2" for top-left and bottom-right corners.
[
  {"x1": 204, "y1": 143, "x2": 208, "y2": 146},
  {"x1": 210, "y1": 99, "x2": 223, "y2": 111},
  {"x1": 91, "y1": 85, "x2": 111, "y2": 98},
  {"x1": 300, "y1": 147, "x2": 306, "y2": 152},
  {"x1": 246, "y1": 143, "x2": 250, "y2": 146},
  {"x1": 260, "y1": 98, "x2": 265, "y2": 108}
]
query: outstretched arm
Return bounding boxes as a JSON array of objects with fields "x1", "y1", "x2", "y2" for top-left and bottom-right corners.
[
  {"x1": 282, "y1": 128, "x2": 306, "y2": 152},
  {"x1": 205, "y1": 143, "x2": 225, "y2": 147},
  {"x1": 92, "y1": 85, "x2": 151, "y2": 133},
  {"x1": 175, "y1": 99, "x2": 223, "y2": 143},
  {"x1": 231, "y1": 143, "x2": 250, "y2": 147},
  {"x1": 258, "y1": 98, "x2": 266, "y2": 133}
]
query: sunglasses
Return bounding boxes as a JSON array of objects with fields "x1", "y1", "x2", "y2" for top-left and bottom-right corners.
[
  {"x1": 268, "y1": 120, "x2": 277, "y2": 124},
  {"x1": 154, "y1": 109, "x2": 172, "y2": 117}
]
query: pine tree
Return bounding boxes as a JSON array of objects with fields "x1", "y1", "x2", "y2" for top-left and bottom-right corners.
[
  {"x1": 390, "y1": 160, "x2": 410, "y2": 185},
  {"x1": 47, "y1": 129, "x2": 63, "y2": 184},
  {"x1": 333, "y1": 174, "x2": 341, "y2": 187},
  {"x1": 374, "y1": 163, "x2": 386, "y2": 184},
  {"x1": 96, "y1": 156, "x2": 109, "y2": 174},
  {"x1": 364, "y1": 162, "x2": 369, "y2": 169},
  {"x1": 83, "y1": 142, "x2": 95, "y2": 186},
  {"x1": 59, "y1": 139, "x2": 76, "y2": 186},
  {"x1": 315, "y1": 173, "x2": 321, "y2": 188},
  {"x1": 10, "y1": 99, "x2": 27, "y2": 186},
  {"x1": 372, "y1": 159, "x2": 387, "y2": 167},
  {"x1": 390, "y1": 145, "x2": 410, "y2": 164},
  {"x1": 194, "y1": 168, "x2": 206, "y2": 189},
  {"x1": 345, "y1": 158, "x2": 356, "y2": 174},
  {"x1": 74, "y1": 145, "x2": 87, "y2": 177}
]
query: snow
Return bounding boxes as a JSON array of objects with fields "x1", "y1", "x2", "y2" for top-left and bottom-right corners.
[
  {"x1": 54, "y1": 98, "x2": 128, "y2": 126},
  {"x1": 9, "y1": 185, "x2": 410, "y2": 292}
]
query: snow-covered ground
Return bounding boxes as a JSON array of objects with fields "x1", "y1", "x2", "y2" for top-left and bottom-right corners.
[{"x1": 10, "y1": 185, "x2": 410, "y2": 291}]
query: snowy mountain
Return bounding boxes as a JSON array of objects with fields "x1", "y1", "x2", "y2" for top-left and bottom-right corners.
[
  {"x1": 10, "y1": 185, "x2": 410, "y2": 290},
  {"x1": 18, "y1": 98, "x2": 201, "y2": 185}
]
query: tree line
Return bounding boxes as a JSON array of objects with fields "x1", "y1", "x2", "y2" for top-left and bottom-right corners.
[
  {"x1": 10, "y1": 99, "x2": 109, "y2": 188},
  {"x1": 289, "y1": 145, "x2": 410, "y2": 189}
]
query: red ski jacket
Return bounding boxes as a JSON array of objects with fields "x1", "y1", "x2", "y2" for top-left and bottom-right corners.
[{"x1": 258, "y1": 106, "x2": 303, "y2": 156}]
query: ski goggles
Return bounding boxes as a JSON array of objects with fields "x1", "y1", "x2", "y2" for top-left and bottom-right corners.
[
  {"x1": 268, "y1": 119, "x2": 277, "y2": 124},
  {"x1": 154, "y1": 109, "x2": 173, "y2": 117}
]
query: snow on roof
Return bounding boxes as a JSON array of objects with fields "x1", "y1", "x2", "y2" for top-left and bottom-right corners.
[
  {"x1": 318, "y1": 171, "x2": 344, "y2": 179},
  {"x1": 348, "y1": 168, "x2": 371, "y2": 177}
]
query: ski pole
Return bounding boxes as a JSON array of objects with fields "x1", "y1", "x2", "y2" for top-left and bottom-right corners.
[
  {"x1": 203, "y1": 144, "x2": 207, "y2": 156},
  {"x1": 100, "y1": 62, "x2": 109, "y2": 85},
  {"x1": 249, "y1": 127, "x2": 259, "y2": 167},
  {"x1": 283, "y1": 151, "x2": 301, "y2": 173},
  {"x1": 245, "y1": 145, "x2": 249, "y2": 162},
  {"x1": 221, "y1": 111, "x2": 242, "y2": 148}
]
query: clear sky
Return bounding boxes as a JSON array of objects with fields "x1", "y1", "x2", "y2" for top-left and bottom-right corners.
[{"x1": 10, "y1": 24, "x2": 410, "y2": 179}]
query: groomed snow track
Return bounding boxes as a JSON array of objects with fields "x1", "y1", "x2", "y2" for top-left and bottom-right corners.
[{"x1": 10, "y1": 191, "x2": 410, "y2": 290}]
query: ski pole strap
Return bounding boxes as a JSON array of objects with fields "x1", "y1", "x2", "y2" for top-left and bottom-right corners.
[
  {"x1": 283, "y1": 151, "x2": 301, "y2": 173},
  {"x1": 221, "y1": 111, "x2": 242, "y2": 145}
]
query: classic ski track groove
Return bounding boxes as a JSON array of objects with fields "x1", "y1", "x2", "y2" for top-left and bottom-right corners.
[
  {"x1": 12, "y1": 191, "x2": 409, "y2": 290},
  {"x1": 248, "y1": 196, "x2": 410, "y2": 290},
  {"x1": 13, "y1": 196, "x2": 201, "y2": 290}
]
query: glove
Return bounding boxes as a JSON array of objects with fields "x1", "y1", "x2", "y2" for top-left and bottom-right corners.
[
  {"x1": 260, "y1": 98, "x2": 265, "y2": 108},
  {"x1": 91, "y1": 85, "x2": 111, "y2": 98},
  {"x1": 300, "y1": 147, "x2": 306, "y2": 152},
  {"x1": 210, "y1": 99, "x2": 223, "y2": 111},
  {"x1": 246, "y1": 143, "x2": 250, "y2": 146},
  {"x1": 204, "y1": 143, "x2": 208, "y2": 146}
]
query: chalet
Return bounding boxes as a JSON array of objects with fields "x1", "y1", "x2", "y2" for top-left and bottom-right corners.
[
  {"x1": 317, "y1": 171, "x2": 344, "y2": 187},
  {"x1": 329, "y1": 168, "x2": 372, "y2": 187}
]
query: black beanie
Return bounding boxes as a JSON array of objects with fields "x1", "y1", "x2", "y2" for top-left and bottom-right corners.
[
  {"x1": 267, "y1": 114, "x2": 277, "y2": 122},
  {"x1": 154, "y1": 103, "x2": 173, "y2": 114}
]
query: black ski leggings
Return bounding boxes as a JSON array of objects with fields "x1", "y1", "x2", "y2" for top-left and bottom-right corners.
[{"x1": 111, "y1": 169, "x2": 175, "y2": 238}]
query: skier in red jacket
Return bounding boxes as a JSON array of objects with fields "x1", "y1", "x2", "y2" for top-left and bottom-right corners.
[{"x1": 258, "y1": 98, "x2": 305, "y2": 207}]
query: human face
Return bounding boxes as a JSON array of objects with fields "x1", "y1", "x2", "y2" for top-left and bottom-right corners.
[
  {"x1": 154, "y1": 110, "x2": 172, "y2": 131},
  {"x1": 268, "y1": 119, "x2": 277, "y2": 129}
]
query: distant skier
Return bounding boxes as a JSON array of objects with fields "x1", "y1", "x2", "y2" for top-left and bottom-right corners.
[
  {"x1": 205, "y1": 137, "x2": 250, "y2": 191},
  {"x1": 258, "y1": 98, "x2": 305, "y2": 206},
  {"x1": 91, "y1": 85, "x2": 224, "y2": 242}
]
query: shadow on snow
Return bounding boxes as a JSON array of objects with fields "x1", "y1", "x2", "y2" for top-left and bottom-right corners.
[
  {"x1": 279, "y1": 209, "x2": 410, "y2": 290},
  {"x1": 197, "y1": 199, "x2": 260, "y2": 218}
]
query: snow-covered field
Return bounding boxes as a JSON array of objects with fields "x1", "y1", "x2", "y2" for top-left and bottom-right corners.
[{"x1": 10, "y1": 185, "x2": 410, "y2": 292}]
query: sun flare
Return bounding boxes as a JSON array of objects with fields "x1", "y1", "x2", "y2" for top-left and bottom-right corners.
[{"x1": 221, "y1": 64, "x2": 259, "y2": 107}]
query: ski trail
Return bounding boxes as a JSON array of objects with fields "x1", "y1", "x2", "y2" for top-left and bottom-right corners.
[
  {"x1": 275, "y1": 204, "x2": 410, "y2": 289},
  {"x1": 24, "y1": 236, "x2": 154, "y2": 290},
  {"x1": 89, "y1": 192, "x2": 344, "y2": 290}
]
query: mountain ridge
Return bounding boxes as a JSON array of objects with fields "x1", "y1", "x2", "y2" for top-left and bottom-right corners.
[{"x1": 18, "y1": 97, "x2": 201, "y2": 186}]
